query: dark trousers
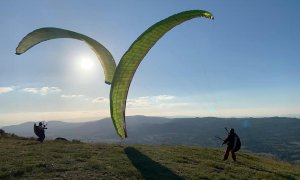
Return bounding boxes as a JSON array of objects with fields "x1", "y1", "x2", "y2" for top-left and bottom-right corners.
[
  {"x1": 223, "y1": 147, "x2": 236, "y2": 161},
  {"x1": 37, "y1": 133, "x2": 45, "y2": 142}
]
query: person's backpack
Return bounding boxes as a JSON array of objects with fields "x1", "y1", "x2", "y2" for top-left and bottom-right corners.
[
  {"x1": 33, "y1": 124, "x2": 41, "y2": 137},
  {"x1": 232, "y1": 134, "x2": 241, "y2": 152}
]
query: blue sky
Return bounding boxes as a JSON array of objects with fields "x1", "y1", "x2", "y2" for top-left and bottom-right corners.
[{"x1": 0, "y1": 0, "x2": 299, "y2": 126}]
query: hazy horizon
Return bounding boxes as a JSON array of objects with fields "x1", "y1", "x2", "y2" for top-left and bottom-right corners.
[{"x1": 1, "y1": 114, "x2": 300, "y2": 128}]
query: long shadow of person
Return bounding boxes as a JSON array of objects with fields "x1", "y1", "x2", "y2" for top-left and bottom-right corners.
[{"x1": 124, "y1": 147, "x2": 183, "y2": 180}]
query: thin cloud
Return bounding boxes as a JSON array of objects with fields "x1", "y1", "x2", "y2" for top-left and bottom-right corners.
[
  {"x1": 154, "y1": 95, "x2": 175, "y2": 101},
  {"x1": 22, "y1": 88, "x2": 38, "y2": 94},
  {"x1": 0, "y1": 87, "x2": 14, "y2": 94},
  {"x1": 158, "y1": 103, "x2": 189, "y2": 108},
  {"x1": 92, "y1": 97, "x2": 109, "y2": 103},
  {"x1": 127, "y1": 95, "x2": 176, "y2": 108},
  {"x1": 127, "y1": 96, "x2": 152, "y2": 107},
  {"x1": 22, "y1": 87, "x2": 61, "y2": 95},
  {"x1": 61, "y1": 94, "x2": 84, "y2": 98}
]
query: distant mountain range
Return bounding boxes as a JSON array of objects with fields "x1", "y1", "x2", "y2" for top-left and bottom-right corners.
[{"x1": 2, "y1": 116, "x2": 300, "y2": 163}]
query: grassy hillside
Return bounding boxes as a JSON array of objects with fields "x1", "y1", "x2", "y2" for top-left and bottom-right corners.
[
  {"x1": 1, "y1": 135, "x2": 299, "y2": 179},
  {"x1": 4, "y1": 117, "x2": 300, "y2": 163}
]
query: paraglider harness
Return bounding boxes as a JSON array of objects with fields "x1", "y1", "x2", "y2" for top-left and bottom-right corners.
[
  {"x1": 216, "y1": 128, "x2": 241, "y2": 152},
  {"x1": 34, "y1": 122, "x2": 47, "y2": 142}
]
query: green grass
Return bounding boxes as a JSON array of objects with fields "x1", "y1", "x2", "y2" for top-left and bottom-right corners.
[{"x1": 1, "y1": 135, "x2": 299, "y2": 179}]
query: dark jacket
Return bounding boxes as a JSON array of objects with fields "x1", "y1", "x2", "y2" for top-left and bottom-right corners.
[{"x1": 223, "y1": 132, "x2": 237, "y2": 150}]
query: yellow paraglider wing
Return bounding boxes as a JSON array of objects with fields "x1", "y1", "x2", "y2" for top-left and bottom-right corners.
[
  {"x1": 16, "y1": 27, "x2": 116, "y2": 84},
  {"x1": 110, "y1": 10, "x2": 214, "y2": 138}
]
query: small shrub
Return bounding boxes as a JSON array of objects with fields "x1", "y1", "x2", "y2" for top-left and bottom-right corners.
[
  {"x1": 0, "y1": 129, "x2": 6, "y2": 136},
  {"x1": 72, "y1": 139, "x2": 81, "y2": 143},
  {"x1": 11, "y1": 133, "x2": 18, "y2": 137}
]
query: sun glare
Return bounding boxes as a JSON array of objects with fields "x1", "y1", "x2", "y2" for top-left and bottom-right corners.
[{"x1": 80, "y1": 58, "x2": 94, "y2": 70}]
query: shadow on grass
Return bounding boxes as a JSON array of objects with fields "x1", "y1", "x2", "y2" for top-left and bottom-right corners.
[{"x1": 124, "y1": 147, "x2": 183, "y2": 180}]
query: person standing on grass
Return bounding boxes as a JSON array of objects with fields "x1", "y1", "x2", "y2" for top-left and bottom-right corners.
[
  {"x1": 34, "y1": 122, "x2": 47, "y2": 142},
  {"x1": 222, "y1": 128, "x2": 241, "y2": 161}
]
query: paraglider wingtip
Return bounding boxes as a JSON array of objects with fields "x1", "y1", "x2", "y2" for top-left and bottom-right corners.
[
  {"x1": 15, "y1": 52, "x2": 21, "y2": 55},
  {"x1": 105, "y1": 81, "x2": 112, "y2": 85}
]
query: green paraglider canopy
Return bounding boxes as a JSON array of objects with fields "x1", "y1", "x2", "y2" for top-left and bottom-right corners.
[
  {"x1": 110, "y1": 10, "x2": 214, "y2": 138},
  {"x1": 16, "y1": 27, "x2": 116, "y2": 84}
]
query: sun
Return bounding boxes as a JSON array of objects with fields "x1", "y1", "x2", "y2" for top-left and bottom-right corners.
[{"x1": 80, "y1": 58, "x2": 94, "y2": 70}]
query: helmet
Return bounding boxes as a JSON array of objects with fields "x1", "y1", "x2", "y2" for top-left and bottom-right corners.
[
  {"x1": 39, "y1": 122, "x2": 43, "y2": 126},
  {"x1": 230, "y1": 128, "x2": 235, "y2": 133}
]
